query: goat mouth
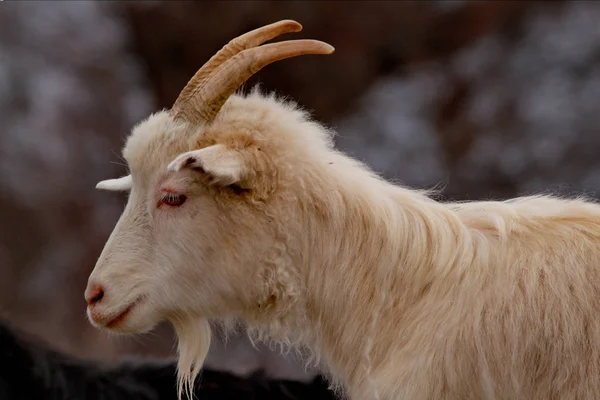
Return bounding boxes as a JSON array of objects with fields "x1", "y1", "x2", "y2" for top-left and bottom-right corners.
[{"x1": 106, "y1": 299, "x2": 140, "y2": 328}]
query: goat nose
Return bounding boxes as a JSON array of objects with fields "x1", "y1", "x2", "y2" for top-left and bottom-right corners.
[{"x1": 85, "y1": 284, "x2": 105, "y2": 306}]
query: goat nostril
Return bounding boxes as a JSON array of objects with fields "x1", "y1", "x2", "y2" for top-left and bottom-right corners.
[
  {"x1": 92, "y1": 290, "x2": 104, "y2": 303},
  {"x1": 86, "y1": 286, "x2": 105, "y2": 306}
]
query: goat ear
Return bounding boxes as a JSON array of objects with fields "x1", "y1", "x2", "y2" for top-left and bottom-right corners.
[
  {"x1": 167, "y1": 144, "x2": 247, "y2": 186},
  {"x1": 96, "y1": 175, "x2": 132, "y2": 191}
]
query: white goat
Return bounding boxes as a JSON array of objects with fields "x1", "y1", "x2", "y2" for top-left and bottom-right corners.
[{"x1": 85, "y1": 19, "x2": 600, "y2": 400}]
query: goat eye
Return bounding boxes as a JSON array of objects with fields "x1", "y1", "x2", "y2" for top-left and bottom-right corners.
[{"x1": 160, "y1": 192, "x2": 187, "y2": 207}]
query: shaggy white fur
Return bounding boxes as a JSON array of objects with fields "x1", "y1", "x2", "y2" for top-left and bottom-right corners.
[{"x1": 86, "y1": 24, "x2": 600, "y2": 400}]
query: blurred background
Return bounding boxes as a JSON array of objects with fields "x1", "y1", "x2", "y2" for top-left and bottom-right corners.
[{"x1": 1, "y1": 0, "x2": 600, "y2": 383}]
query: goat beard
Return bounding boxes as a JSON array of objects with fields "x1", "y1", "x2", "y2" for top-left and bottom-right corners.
[{"x1": 170, "y1": 316, "x2": 212, "y2": 400}]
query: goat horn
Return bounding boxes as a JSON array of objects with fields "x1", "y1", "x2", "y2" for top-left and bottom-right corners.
[
  {"x1": 171, "y1": 20, "x2": 303, "y2": 120},
  {"x1": 175, "y1": 39, "x2": 334, "y2": 124}
]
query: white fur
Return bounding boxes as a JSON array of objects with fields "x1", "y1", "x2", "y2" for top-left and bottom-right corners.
[{"x1": 86, "y1": 88, "x2": 600, "y2": 400}]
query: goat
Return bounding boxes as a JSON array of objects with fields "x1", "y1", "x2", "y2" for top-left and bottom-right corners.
[
  {"x1": 0, "y1": 318, "x2": 335, "y2": 400},
  {"x1": 85, "y1": 19, "x2": 600, "y2": 400}
]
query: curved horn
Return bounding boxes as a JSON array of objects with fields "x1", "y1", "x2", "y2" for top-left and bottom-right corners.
[
  {"x1": 172, "y1": 20, "x2": 303, "y2": 119},
  {"x1": 174, "y1": 39, "x2": 334, "y2": 124}
]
